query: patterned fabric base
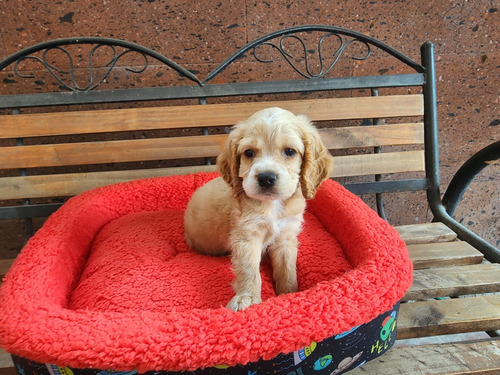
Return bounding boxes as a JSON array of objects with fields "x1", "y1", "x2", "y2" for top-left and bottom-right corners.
[{"x1": 12, "y1": 303, "x2": 399, "y2": 375}]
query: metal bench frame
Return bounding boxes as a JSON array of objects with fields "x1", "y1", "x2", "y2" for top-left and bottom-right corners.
[{"x1": 1, "y1": 25, "x2": 498, "y2": 262}]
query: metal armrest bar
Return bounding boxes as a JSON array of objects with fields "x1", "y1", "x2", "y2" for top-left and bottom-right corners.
[
  {"x1": 421, "y1": 42, "x2": 500, "y2": 263},
  {"x1": 442, "y1": 140, "x2": 500, "y2": 216},
  {"x1": 431, "y1": 203, "x2": 500, "y2": 263}
]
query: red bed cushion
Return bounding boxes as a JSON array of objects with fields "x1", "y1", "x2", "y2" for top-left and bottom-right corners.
[{"x1": 0, "y1": 172, "x2": 412, "y2": 372}]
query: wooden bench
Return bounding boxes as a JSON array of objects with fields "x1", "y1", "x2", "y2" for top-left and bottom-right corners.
[{"x1": 1, "y1": 26, "x2": 499, "y2": 374}]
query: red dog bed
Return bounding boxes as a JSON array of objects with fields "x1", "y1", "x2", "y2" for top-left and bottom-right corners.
[{"x1": 0, "y1": 172, "x2": 412, "y2": 373}]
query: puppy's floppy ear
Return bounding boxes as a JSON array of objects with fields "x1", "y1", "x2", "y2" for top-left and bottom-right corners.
[
  {"x1": 217, "y1": 125, "x2": 241, "y2": 190},
  {"x1": 299, "y1": 116, "x2": 334, "y2": 200}
]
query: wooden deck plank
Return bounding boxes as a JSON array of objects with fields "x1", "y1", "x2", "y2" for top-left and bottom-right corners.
[
  {"x1": 407, "y1": 241, "x2": 483, "y2": 270},
  {"x1": 404, "y1": 264, "x2": 500, "y2": 301},
  {"x1": 396, "y1": 222, "x2": 457, "y2": 245},
  {"x1": 349, "y1": 339, "x2": 500, "y2": 375},
  {"x1": 398, "y1": 295, "x2": 500, "y2": 339}
]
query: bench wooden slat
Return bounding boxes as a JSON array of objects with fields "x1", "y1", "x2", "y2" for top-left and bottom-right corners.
[
  {"x1": 408, "y1": 241, "x2": 484, "y2": 269},
  {"x1": 0, "y1": 135, "x2": 227, "y2": 170},
  {"x1": 0, "y1": 151, "x2": 423, "y2": 199},
  {"x1": 0, "y1": 124, "x2": 425, "y2": 171},
  {"x1": 396, "y1": 222, "x2": 457, "y2": 244},
  {"x1": 331, "y1": 150, "x2": 425, "y2": 177},
  {"x1": 0, "y1": 123, "x2": 425, "y2": 171},
  {"x1": 404, "y1": 264, "x2": 500, "y2": 301},
  {"x1": 0, "y1": 95, "x2": 424, "y2": 139},
  {"x1": 349, "y1": 339, "x2": 500, "y2": 375},
  {"x1": 0, "y1": 165, "x2": 217, "y2": 200},
  {"x1": 398, "y1": 295, "x2": 500, "y2": 339},
  {"x1": 319, "y1": 123, "x2": 424, "y2": 149}
]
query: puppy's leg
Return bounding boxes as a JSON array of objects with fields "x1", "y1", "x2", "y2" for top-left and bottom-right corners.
[
  {"x1": 269, "y1": 231, "x2": 300, "y2": 295},
  {"x1": 227, "y1": 232, "x2": 265, "y2": 311}
]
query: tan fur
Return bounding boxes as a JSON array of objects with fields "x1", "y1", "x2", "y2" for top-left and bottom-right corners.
[{"x1": 184, "y1": 107, "x2": 333, "y2": 311}]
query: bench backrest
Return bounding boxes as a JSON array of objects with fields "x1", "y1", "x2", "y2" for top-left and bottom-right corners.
[{"x1": 0, "y1": 26, "x2": 438, "y2": 240}]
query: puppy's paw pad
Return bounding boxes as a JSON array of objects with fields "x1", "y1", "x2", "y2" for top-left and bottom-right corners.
[{"x1": 227, "y1": 295, "x2": 261, "y2": 311}]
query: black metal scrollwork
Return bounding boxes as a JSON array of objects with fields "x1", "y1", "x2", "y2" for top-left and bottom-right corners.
[
  {"x1": 13, "y1": 44, "x2": 150, "y2": 92},
  {"x1": 0, "y1": 26, "x2": 424, "y2": 91},
  {"x1": 0, "y1": 37, "x2": 202, "y2": 90},
  {"x1": 253, "y1": 33, "x2": 371, "y2": 79},
  {"x1": 203, "y1": 26, "x2": 424, "y2": 82}
]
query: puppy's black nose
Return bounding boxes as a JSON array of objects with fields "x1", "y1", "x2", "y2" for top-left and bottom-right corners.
[{"x1": 258, "y1": 172, "x2": 277, "y2": 188}]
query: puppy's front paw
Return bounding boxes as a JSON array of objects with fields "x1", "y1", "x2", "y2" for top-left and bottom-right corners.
[{"x1": 227, "y1": 294, "x2": 262, "y2": 311}]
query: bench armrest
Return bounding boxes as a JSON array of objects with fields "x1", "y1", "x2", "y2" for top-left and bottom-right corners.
[{"x1": 434, "y1": 140, "x2": 500, "y2": 262}]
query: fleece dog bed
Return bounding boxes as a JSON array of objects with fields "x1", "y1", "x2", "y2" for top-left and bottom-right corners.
[{"x1": 0, "y1": 172, "x2": 412, "y2": 374}]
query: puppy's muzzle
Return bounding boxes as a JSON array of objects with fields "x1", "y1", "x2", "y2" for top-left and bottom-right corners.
[{"x1": 258, "y1": 172, "x2": 277, "y2": 189}]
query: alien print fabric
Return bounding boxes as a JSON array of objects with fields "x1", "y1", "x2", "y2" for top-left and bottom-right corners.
[{"x1": 11, "y1": 303, "x2": 399, "y2": 375}]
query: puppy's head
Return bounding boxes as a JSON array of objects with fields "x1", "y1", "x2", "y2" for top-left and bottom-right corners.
[{"x1": 217, "y1": 107, "x2": 333, "y2": 201}]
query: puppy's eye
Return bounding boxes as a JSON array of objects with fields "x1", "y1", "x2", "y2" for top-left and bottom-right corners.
[
  {"x1": 284, "y1": 148, "x2": 297, "y2": 157},
  {"x1": 243, "y1": 149, "x2": 255, "y2": 158}
]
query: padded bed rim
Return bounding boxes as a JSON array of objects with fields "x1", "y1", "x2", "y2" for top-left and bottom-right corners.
[{"x1": 0, "y1": 173, "x2": 413, "y2": 372}]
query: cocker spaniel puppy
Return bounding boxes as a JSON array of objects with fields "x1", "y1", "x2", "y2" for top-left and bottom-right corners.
[{"x1": 184, "y1": 107, "x2": 333, "y2": 311}]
